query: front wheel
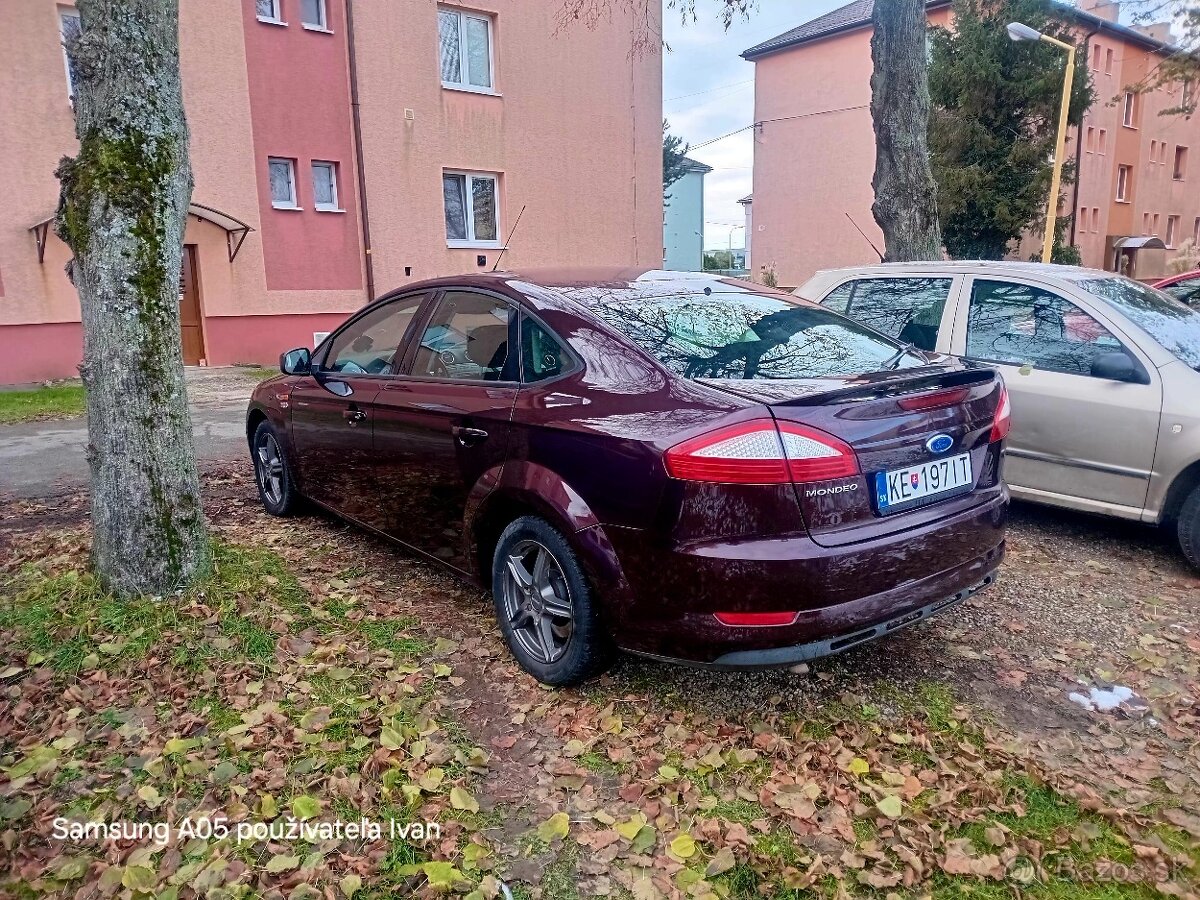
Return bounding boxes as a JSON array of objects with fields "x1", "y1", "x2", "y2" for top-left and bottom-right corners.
[
  {"x1": 491, "y1": 516, "x2": 612, "y2": 686},
  {"x1": 252, "y1": 420, "x2": 300, "y2": 516},
  {"x1": 1177, "y1": 483, "x2": 1200, "y2": 571}
]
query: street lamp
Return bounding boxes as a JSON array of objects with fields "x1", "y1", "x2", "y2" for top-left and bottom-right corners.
[
  {"x1": 728, "y1": 224, "x2": 745, "y2": 271},
  {"x1": 1008, "y1": 21, "x2": 1076, "y2": 264}
]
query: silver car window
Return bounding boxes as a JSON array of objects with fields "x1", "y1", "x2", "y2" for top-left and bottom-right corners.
[
  {"x1": 841, "y1": 277, "x2": 953, "y2": 352},
  {"x1": 1079, "y1": 277, "x2": 1200, "y2": 370},
  {"x1": 965, "y1": 280, "x2": 1127, "y2": 377}
]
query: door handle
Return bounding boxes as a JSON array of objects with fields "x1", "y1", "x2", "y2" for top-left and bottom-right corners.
[
  {"x1": 343, "y1": 407, "x2": 367, "y2": 426},
  {"x1": 452, "y1": 426, "x2": 489, "y2": 446}
]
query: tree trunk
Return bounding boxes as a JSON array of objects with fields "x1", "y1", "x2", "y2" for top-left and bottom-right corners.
[
  {"x1": 54, "y1": 0, "x2": 210, "y2": 595},
  {"x1": 870, "y1": 0, "x2": 943, "y2": 261}
]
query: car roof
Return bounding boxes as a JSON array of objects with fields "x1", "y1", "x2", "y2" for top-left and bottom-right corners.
[{"x1": 808, "y1": 260, "x2": 1115, "y2": 282}]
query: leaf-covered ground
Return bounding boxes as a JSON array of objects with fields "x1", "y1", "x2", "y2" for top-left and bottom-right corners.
[{"x1": 1, "y1": 463, "x2": 1198, "y2": 899}]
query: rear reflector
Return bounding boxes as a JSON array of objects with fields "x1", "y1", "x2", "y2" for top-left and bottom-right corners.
[
  {"x1": 714, "y1": 611, "x2": 799, "y2": 627},
  {"x1": 897, "y1": 387, "x2": 970, "y2": 411},
  {"x1": 989, "y1": 384, "x2": 1011, "y2": 442},
  {"x1": 664, "y1": 419, "x2": 859, "y2": 485}
]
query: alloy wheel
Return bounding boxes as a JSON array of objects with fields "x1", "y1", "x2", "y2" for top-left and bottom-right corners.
[
  {"x1": 501, "y1": 539, "x2": 574, "y2": 664},
  {"x1": 256, "y1": 432, "x2": 285, "y2": 506}
]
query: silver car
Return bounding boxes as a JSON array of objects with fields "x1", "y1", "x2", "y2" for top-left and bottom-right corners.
[{"x1": 797, "y1": 261, "x2": 1200, "y2": 569}]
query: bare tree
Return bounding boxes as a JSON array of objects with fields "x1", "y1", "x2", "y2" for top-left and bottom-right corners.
[
  {"x1": 54, "y1": 0, "x2": 209, "y2": 595},
  {"x1": 870, "y1": 0, "x2": 944, "y2": 261}
]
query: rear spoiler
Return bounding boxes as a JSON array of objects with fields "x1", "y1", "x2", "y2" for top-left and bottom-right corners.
[{"x1": 778, "y1": 366, "x2": 997, "y2": 407}]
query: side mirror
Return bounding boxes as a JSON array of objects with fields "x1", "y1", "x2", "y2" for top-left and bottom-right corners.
[
  {"x1": 1090, "y1": 350, "x2": 1147, "y2": 384},
  {"x1": 280, "y1": 347, "x2": 311, "y2": 375}
]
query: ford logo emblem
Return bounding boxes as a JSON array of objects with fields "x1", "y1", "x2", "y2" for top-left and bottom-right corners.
[{"x1": 926, "y1": 433, "x2": 954, "y2": 454}]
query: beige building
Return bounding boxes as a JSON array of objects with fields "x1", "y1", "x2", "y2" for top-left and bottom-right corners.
[
  {"x1": 0, "y1": 1, "x2": 663, "y2": 383},
  {"x1": 741, "y1": 0, "x2": 1200, "y2": 289}
]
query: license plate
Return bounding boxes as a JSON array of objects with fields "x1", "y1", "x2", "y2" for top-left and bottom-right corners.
[{"x1": 874, "y1": 453, "x2": 973, "y2": 513}]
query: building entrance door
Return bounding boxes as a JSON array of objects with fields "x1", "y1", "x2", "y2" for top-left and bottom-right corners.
[{"x1": 179, "y1": 245, "x2": 205, "y2": 365}]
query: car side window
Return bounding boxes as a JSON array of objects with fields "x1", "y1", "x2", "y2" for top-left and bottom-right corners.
[
  {"x1": 1163, "y1": 278, "x2": 1200, "y2": 306},
  {"x1": 819, "y1": 282, "x2": 853, "y2": 315},
  {"x1": 521, "y1": 316, "x2": 570, "y2": 383},
  {"x1": 412, "y1": 291, "x2": 516, "y2": 381},
  {"x1": 965, "y1": 279, "x2": 1126, "y2": 377},
  {"x1": 322, "y1": 294, "x2": 427, "y2": 375},
  {"x1": 843, "y1": 278, "x2": 952, "y2": 351}
]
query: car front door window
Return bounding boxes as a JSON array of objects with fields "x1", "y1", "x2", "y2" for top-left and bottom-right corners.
[
  {"x1": 831, "y1": 278, "x2": 953, "y2": 351},
  {"x1": 965, "y1": 280, "x2": 1124, "y2": 377},
  {"x1": 322, "y1": 295, "x2": 427, "y2": 375}
]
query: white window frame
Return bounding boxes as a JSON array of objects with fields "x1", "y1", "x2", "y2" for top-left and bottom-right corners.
[
  {"x1": 1122, "y1": 91, "x2": 1136, "y2": 128},
  {"x1": 443, "y1": 170, "x2": 501, "y2": 248},
  {"x1": 1116, "y1": 164, "x2": 1131, "y2": 202},
  {"x1": 268, "y1": 158, "x2": 300, "y2": 210},
  {"x1": 60, "y1": 9, "x2": 81, "y2": 99},
  {"x1": 311, "y1": 161, "x2": 342, "y2": 212},
  {"x1": 438, "y1": 7, "x2": 496, "y2": 95},
  {"x1": 301, "y1": 0, "x2": 330, "y2": 32},
  {"x1": 1098, "y1": 128, "x2": 1107, "y2": 155},
  {"x1": 256, "y1": 0, "x2": 286, "y2": 25}
]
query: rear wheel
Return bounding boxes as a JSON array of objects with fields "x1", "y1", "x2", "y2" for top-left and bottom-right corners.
[
  {"x1": 1178, "y1": 483, "x2": 1200, "y2": 571},
  {"x1": 252, "y1": 420, "x2": 300, "y2": 516},
  {"x1": 491, "y1": 516, "x2": 612, "y2": 686}
]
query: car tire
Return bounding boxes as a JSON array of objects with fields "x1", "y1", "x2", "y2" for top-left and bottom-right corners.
[
  {"x1": 491, "y1": 516, "x2": 613, "y2": 686},
  {"x1": 251, "y1": 419, "x2": 300, "y2": 517},
  {"x1": 1178, "y1": 483, "x2": 1200, "y2": 571}
]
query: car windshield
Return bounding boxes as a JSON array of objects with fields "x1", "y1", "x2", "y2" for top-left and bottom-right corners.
[
  {"x1": 1079, "y1": 277, "x2": 1200, "y2": 370},
  {"x1": 581, "y1": 289, "x2": 925, "y2": 380}
]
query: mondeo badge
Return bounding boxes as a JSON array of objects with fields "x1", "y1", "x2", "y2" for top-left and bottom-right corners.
[{"x1": 926, "y1": 433, "x2": 954, "y2": 454}]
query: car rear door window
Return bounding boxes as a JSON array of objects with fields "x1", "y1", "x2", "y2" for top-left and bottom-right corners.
[
  {"x1": 1161, "y1": 277, "x2": 1200, "y2": 306},
  {"x1": 965, "y1": 280, "x2": 1126, "y2": 377},
  {"x1": 839, "y1": 278, "x2": 953, "y2": 351},
  {"x1": 521, "y1": 316, "x2": 570, "y2": 383},
  {"x1": 321, "y1": 294, "x2": 427, "y2": 375},
  {"x1": 412, "y1": 291, "x2": 517, "y2": 381}
]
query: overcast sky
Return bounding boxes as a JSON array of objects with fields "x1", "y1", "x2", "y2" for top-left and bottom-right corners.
[{"x1": 662, "y1": 1, "x2": 848, "y2": 251}]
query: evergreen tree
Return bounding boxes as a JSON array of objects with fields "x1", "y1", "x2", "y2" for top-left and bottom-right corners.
[{"x1": 663, "y1": 119, "x2": 691, "y2": 203}]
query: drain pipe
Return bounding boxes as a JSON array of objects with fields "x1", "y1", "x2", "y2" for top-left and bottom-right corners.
[
  {"x1": 1069, "y1": 28, "x2": 1100, "y2": 248},
  {"x1": 346, "y1": 0, "x2": 376, "y2": 302}
]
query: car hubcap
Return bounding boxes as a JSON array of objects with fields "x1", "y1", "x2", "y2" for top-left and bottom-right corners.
[
  {"x1": 501, "y1": 540, "x2": 574, "y2": 664},
  {"x1": 256, "y1": 433, "x2": 285, "y2": 505}
]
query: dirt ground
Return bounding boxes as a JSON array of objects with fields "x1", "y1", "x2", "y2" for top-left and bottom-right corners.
[{"x1": 2, "y1": 461, "x2": 1197, "y2": 899}]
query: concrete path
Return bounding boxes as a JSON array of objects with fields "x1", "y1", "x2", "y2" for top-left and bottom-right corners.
[{"x1": 0, "y1": 367, "x2": 265, "y2": 499}]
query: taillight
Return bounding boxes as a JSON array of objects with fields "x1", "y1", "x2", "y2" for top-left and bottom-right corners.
[
  {"x1": 663, "y1": 419, "x2": 859, "y2": 485},
  {"x1": 989, "y1": 384, "x2": 1011, "y2": 443},
  {"x1": 897, "y1": 387, "x2": 970, "y2": 411},
  {"x1": 714, "y1": 611, "x2": 799, "y2": 627}
]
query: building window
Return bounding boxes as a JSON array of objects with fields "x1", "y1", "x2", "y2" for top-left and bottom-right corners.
[
  {"x1": 442, "y1": 171, "x2": 499, "y2": 245},
  {"x1": 60, "y1": 9, "x2": 82, "y2": 98},
  {"x1": 1195, "y1": 217, "x2": 1200, "y2": 244},
  {"x1": 1174, "y1": 145, "x2": 1188, "y2": 180},
  {"x1": 1150, "y1": 140, "x2": 1158, "y2": 163},
  {"x1": 1091, "y1": 44, "x2": 1100, "y2": 70},
  {"x1": 268, "y1": 158, "x2": 299, "y2": 209},
  {"x1": 1105, "y1": 48, "x2": 1113, "y2": 74},
  {"x1": 1152, "y1": 213, "x2": 1160, "y2": 235},
  {"x1": 256, "y1": 0, "x2": 285, "y2": 23},
  {"x1": 438, "y1": 8, "x2": 494, "y2": 92},
  {"x1": 1086, "y1": 126, "x2": 1094, "y2": 153},
  {"x1": 1167, "y1": 215, "x2": 1180, "y2": 248},
  {"x1": 1116, "y1": 164, "x2": 1131, "y2": 201},
  {"x1": 1143, "y1": 212, "x2": 1151, "y2": 235},
  {"x1": 1093, "y1": 207, "x2": 1100, "y2": 232},
  {"x1": 301, "y1": 0, "x2": 328, "y2": 30},
  {"x1": 1098, "y1": 129, "x2": 1107, "y2": 155},
  {"x1": 311, "y1": 161, "x2": 340, "y2": 211},
  {"x1": 1122, "y1": 91, "x2": 1137, "y2": 127}
]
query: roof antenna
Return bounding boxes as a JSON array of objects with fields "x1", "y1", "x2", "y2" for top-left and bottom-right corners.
[
  {"x1": 491, "y1": 204, "x2": 527, "y2": 272},
  {"x1": 845, "y1": 212, "x2": 884, "y2": 262}
]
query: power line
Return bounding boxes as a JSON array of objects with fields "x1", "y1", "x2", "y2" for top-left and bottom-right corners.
[
  {"x1": 664, "y1": 78, "x2": 754, "y2": 103},
  {"x1": 685, "y1": 103, "x2": 872, "y2": 153}
]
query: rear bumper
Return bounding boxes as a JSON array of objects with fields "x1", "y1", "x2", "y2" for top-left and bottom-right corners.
[{"x1": 602, "y1": 488, "x2": 1007, "y2": 664}]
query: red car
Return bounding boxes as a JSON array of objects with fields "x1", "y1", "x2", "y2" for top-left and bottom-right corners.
[
  {"x1": 1154, "y1": 270, "x2": 1200, "y2": 306},
  {"x1": 247, "y1": 270, "x2": 1009, "y2": 685}
]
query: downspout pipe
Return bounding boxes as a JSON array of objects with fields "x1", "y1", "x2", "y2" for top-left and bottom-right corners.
[
  {"x1": 1070, "y1": 29, "x2": 1100, "y2": 247},
  {"x1": 346, "y1": 0, "x2": 375, "y2": 302}
]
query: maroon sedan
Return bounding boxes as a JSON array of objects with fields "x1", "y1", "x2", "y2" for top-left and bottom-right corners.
[
  {"x1": 1154, "y1": 270, "x2": 1200, "y2": 306},
  {"x1": 247, "y1": 269, "x2": 1008, "y2": 685}
]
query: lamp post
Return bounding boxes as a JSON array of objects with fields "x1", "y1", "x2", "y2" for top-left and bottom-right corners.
[
  {"x1": 1008, "y1": 21, "x2": 1076, "y2": 264},
  {"x1": 728, "y1": 224, "x2": 745, "y2": 271}
]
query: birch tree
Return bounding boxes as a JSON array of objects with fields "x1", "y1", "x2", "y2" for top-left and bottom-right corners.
[{"x1": 54, "y1": 0, "x2": 210, "y2": 595}]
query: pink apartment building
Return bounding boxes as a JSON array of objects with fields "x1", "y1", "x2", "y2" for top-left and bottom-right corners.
[
  {"x1": 742, "y1": 0, "x2": 1200, "y2": 289},
  {"x1": 0, "y1": 0, "x2": 663, "y2": 384}
]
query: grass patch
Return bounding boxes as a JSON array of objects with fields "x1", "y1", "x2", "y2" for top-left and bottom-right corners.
[
  {"x1": 242, "y1": 366, "x2": 278, "y2": 382},
  {"x1": 0, "y1": 383, "x2": 85, "y2": 424}
]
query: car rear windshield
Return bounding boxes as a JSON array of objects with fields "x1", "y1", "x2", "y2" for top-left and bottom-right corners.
[
  {"x1": 581, "y1": 290, "x2": 925, "y2": 380},
  {"x1": 1079, "y1": 277, "x2": 1200, "y2": 370}
]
